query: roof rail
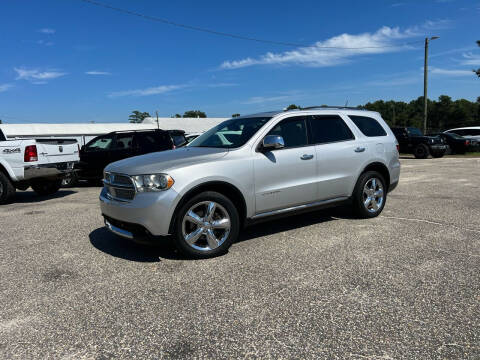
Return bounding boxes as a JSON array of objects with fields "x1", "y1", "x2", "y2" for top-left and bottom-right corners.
[{"x1": 297, "y1": 105, "x2": 363, "y2": 111}]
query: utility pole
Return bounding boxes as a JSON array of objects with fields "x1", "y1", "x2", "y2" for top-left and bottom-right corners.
[
  {"x1": 423, "y1": 36, "x2": 439, "y2": 135},
  {"x1": 156, "y1": 110, "x2": 159, "y2": 130}
]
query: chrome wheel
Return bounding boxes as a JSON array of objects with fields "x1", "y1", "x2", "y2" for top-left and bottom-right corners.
[
  {"x1": 362, "y1": 177, "x2": 384, "y2": 213},
  {"x1": 181, "y1": 201, "x2": 231, "y2": 252}
]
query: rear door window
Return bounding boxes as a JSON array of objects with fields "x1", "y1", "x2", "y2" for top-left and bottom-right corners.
[
  {"x1": 308, "y1": 115, "x2": 355, "y2": 144},
  {"x1": 135, "y1": 132, "x2": 162, "y2": 152},
  {"x1": 113, "y1": 133, "x2": 134, "y2": 150},
  {"x1": 171, "y1": 134, "x2": 187, "y2": 147},
  {"x1": 349, "y1": 115, "x2": 387, "y2": 137}
]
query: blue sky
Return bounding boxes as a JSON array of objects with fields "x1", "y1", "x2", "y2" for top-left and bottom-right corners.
[{"x1": 0, "y1": 0, "x2": 479, "y2": 123}]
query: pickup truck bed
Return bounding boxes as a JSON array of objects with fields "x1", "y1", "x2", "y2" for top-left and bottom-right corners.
[{"x1": 0, "y1": 130, "x2": 79, "y2": 204}]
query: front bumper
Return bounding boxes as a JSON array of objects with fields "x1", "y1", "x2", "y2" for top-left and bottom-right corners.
[
  {"x1": 430, "y1": 144, "x2": 447, "y2": 152},
  {"x1": 99, "y1": 186, "x2": 180, "y2": 236},
  {"x1": 24, "y1": 161, "x2": 77, "y2": 180}
]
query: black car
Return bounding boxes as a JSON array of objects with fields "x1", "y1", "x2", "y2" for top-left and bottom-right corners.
[
  {"x1": 391, "y1": 127, "x2": 447, "y2": 159},
  {"x1": 429, "y1": 132, "x2": 477, "y2": 155},
  {"x1": 68, "y1": 129, "x2": 186, "y2": 185}
]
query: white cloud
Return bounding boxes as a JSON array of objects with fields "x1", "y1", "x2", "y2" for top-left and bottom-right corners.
[
  {"x1": 460, "y1": 52, "x2": 480, "y2": 66},
  {"x1": 37, "y1": 40, "x2": 54, "y2": 46},
  {"x1": 429, "y1": 67, "x2": 473, "y2": 76},
  {"x1": 38, "y1": 28, "x2": 55, "y2": 34},
  {"x1": 221, "y1": 21, "x2": 450, "y2": 70},
  {"x1": 14, "y1": 67, "x2": 67, "y2": 82},
  {"x1": 0, "y1": 84, "x2": 13, "y2": 93},
  {"x1": 85, "y1": 71, "x2": 112, "y2": 75},
  {"x1": 108, "y1": 84, "x2": 185, "y2": 98}
]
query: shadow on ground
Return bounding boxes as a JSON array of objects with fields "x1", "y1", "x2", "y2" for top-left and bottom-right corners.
[
  {"x1": 89, "y1": 206, "x2": 354, "y2": 262},
  {"x1": 14, "y1": 190, "x2": 77, "y2": 203}
]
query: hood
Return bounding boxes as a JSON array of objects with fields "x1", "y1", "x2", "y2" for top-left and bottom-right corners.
[{"x1": 106, "y1": 147, "x2": 228, "y2": 174}]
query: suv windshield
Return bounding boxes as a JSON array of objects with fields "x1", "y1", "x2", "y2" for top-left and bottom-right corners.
[{"x1": 188, "y1": 117, "x2": 271, "y2": 148}]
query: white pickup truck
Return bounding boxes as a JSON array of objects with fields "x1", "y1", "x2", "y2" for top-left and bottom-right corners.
[{"x1": 0, "y1": 129, "x2": 79, "y2": 204}]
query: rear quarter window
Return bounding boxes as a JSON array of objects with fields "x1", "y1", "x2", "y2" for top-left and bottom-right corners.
[{"x1": 349, "y1": 115, "x2": 387, "y2": 137}]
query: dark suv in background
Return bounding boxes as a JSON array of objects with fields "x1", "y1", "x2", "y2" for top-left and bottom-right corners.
[
  {"x1": 66, "y1": 129, "x2": 186, "y2": 186},
  {"x1": 391, "y1": 127, "x2": 446, "y2": 159}
]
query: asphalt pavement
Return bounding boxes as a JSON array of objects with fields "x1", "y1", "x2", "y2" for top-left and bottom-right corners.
[{"x1": 0, "y1": 157, "x2": 479, "y2": 359}]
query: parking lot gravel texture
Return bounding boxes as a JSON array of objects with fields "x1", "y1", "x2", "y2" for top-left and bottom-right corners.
[{"x1": 0, "y1": 157, "x2": 479, "y2": 359}]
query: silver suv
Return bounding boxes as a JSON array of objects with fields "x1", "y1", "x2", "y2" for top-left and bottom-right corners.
[{"x1": 100, "y1": 107, "x2": 400, "y2": 258}]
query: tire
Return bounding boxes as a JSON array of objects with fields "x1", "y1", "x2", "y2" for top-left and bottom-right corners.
[
  {"x1": 31, "y1": 179, "x2": 62, "y2": 196},
  {"x1": 0, "y1": 171, "x2": 16, "y2": 205},
  {"x1": 352, "y1": 171, "x2": 387, "y2": 219},
  {"x1": 414, "y1": 144, "x2": 430, "y2": 159},
  {"x1": 62, "y1": 173, "x2": 78, "y2": 187},
  {"x1": 173, "y1": 191, "x2": 240, "y2": 259}
]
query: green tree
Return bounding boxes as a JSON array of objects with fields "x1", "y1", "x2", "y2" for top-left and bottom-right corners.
[
  {"x1": 174, "y1": 114, "x2": 181, "y2": 118},
  {"x1": 231, "y1": 113, "x2": 240, "y2": 117},
  {"x1": 183, "y1": 110, "x2": 206, "y2": 118},
  {"x1": 0, "y1": 119, "x2": 2, "y2": 124},
  {"x1": 286, "y1": 104, "x2": 301, "y2": 110},
  {"x1": 128, "y1": 110, "x2": 151, "y2": 123}
]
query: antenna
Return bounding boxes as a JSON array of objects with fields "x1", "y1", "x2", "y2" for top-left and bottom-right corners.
[{"x1": 344, "y1": 99, "x2": 349, "y2": 107}]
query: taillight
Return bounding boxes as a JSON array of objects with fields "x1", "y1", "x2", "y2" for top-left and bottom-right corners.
[
  {"x1": 465, "y1": 140, "x2": 470, "y2": 146},
  {"x1": 24, "y1": 145, "x2": 38, "y2": 162},
  {"x1": 396, "y1": 144, "x2": 400, "y2": 152}
]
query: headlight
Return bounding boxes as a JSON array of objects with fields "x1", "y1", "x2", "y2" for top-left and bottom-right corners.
[
  {"x1": 131, "y1": 174, "x2": 174, "y2": 192},
  {"x1": 430, "y1": 139, "x2": 434, "y2": 144}
]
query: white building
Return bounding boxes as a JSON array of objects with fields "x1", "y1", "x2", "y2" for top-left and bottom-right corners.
[{"x1": 0, "y1": 117, "x2": 227, "y2": 146}]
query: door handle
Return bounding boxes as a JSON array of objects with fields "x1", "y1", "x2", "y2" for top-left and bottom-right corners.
[
  {"x1": 354, "y1": 147, "x2": 366, "y2": 153},
  {"x1": 300, "y1": 154, "x2": 314, "y2": 160}
]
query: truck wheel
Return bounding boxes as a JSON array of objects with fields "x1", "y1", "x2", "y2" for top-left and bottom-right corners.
[
  {"x1": 414, "y1": 144, "x2": 430, "y2": 159},
  {"x1": 352, "y1": 171, "x2": 386, "y2": 219},
  {"x1": 0, "y1": 171, "x2": 16, "y2": 204},
  {"x1": 174, "y1": 191, "x2": 240, "y2": 259},
  {"x1": 31, "y1": 179, "x2": 62, "y2": 196}
]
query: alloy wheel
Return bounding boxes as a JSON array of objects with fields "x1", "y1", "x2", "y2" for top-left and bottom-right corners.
[
  {"x1": 362, "y1": 177, "x2": 384, "y2": 213},
  {"x1": 181, "y1": 201, "x2": 231, "y2": 251}
]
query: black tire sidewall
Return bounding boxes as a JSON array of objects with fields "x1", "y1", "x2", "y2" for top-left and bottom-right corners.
[
  {"x1": 0, "y1": 171, "x2": 15, "y2": 204},
  {"x1": 353, "y1": 171, "x2": 387, "y2": 218},
  {"x1": 414, "y1": 144, "x2": 430, "y2": 159},
  {"x1": 174, "y1": 191, "x2": 240, "y2": 259}
]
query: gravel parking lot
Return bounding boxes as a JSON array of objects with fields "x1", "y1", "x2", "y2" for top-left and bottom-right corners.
[{"x1": 1, "y1": 158, "x2": 479, "y2": 359}]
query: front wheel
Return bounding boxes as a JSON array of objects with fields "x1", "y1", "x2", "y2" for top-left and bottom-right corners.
[
  {"x1": 31, "y1": 179, "x2": 62, "y2": 196},
  {"x1": 174, "y1": 191, "x2": 240, "y2": 259},
  {"x1": 352, "y1": 171, "x2": 387, "y2": 218}
]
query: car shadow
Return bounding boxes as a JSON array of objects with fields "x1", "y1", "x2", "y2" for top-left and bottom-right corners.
[
  {"x1": 14, "y1": 190, "x2": 77, "y2": 203},
  {"x1": 89, "y1": 206, "x2": 355, "y2": 262}
]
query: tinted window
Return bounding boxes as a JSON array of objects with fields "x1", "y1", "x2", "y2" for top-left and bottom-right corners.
[
  {"x1": 349, "y1": 115, "x2": 387, "y2": 137},
  {"x1": 86, "y1": 135, "x2": 113, "y2": 151},
  {"x1": 463, "y1": 129, "x2": 480, "y2": 136},
  {"x1": 135, "y1": 132, "x2": 166, "y2": 152},
  {"x1": 0, "y1": 130, "x2": 6, "y2": 142},
  {"x1": 113, "y1": 133, "x2": 134, "y2": 150},
  {"x1": 407, "y1": 128, "x2": 423, "y2": 136},
  {"x1": 171, "y1": 134, "x2": 187, "y2": 147},
  {"x1": 309, "y1": 115, "x2": 354, "y2": 144},
  {"x1": 189, "y1": 117, "x2": 271, "y2": 148},
  {"x1": 267, "y1": 117, "x2": 308, "y2": 148}
]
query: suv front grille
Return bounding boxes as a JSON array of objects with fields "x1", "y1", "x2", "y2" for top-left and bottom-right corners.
[{"x1": 104, "y1": 172, "x2": 136, "y2": 201}]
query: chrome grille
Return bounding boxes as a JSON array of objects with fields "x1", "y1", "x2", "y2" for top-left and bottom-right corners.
[{"x1": 104, "y1": 172, "x2": 135, "y2": 201}]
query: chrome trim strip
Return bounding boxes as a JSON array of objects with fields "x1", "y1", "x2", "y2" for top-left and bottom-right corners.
[
  {"x1": 105, "y1": 219, "x2": 133, "y2": 239},
  {"x1": 252, "y1": 197, "x2": 349, "y2": 219}
]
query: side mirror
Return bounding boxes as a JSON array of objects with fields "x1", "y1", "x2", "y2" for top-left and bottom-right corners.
[{"x1": 262, "y1": 135, "x2": 285, "y2": 151}]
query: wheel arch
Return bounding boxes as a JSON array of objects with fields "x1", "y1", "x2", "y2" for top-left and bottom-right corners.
[
  {"x1": 168, "y1": 181, "x2": 247, "y2": 234},
  {"x1": 360, "y1": 162, "x2": 391, "y2": 191}
]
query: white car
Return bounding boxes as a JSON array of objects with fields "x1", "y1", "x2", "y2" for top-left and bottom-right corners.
[
  {"x1": 0, "y1": 129, "x2": 79, "y2": 204},
  {"x1": 100, "y1": 107, "x2": 400, "y2": 258},
  {"x1": 444, "y1": 126, "x2": 480, "y2": 141}
]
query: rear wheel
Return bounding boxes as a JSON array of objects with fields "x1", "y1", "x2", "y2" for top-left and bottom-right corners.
[
  {"x1": 174, "y1": 191, "x2": 240, "y2": 258},
  {"x1": 62, "y1": 172, "x2": 78, "y2": 187},
  {"x1": 353, "y1": 171, "x2": 386, "y2": 218},
  {"x1": 31, "y1": 179, "x2": 62, "y2": 196},
  {"x1": 0, "y1": 171, "x2": 16, "y2": 204},
  {"x1": 414, "y1": 144, "x2": 430, "y2": 159}
]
